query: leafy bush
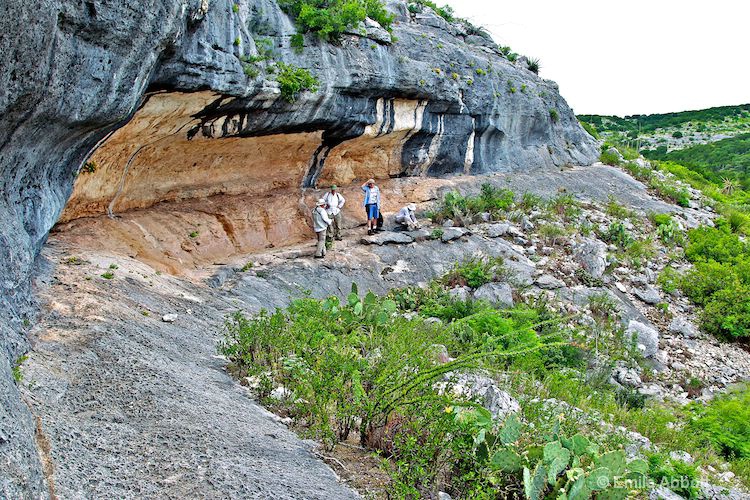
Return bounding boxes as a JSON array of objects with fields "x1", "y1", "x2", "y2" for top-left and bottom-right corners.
[
  {"x1": 692, "y1": 388, "x2": 750, "y2": 459},
  {"x1": 546, "y1": 193, "x2": 581, "y2": 221},
  {"x1": 700, "y1": 286, "x2": 750, "y2": 338},
  {"x1": 684, "y1": 226, "x2": 745, "y2": 263},
  {"x1": 579, "y1": 120, "x2": 600, "y2": 139},
  {"x1": 442, "y1": 256, "x2": 505, "y2": 289},
  {"x1": 600, "y1": 221, "x2": 633, "y2": 248},
  {"x1": 276, "y1": 62, "x2": 319, "y2": 102},
  {"x1": 680, "y1": 261, "x2": 736, "y2": 305},
  {"x1": 518, "y1": 192, "x2": 544, "y2": 212},
  {"x1": 652, "y1": 214, "x2": 685, "y2": 246},
  {"x1": 657, "y1": 266, "x2": 680, "y2": 294},
  {"x1": 431, "y1": 183, "x2": 514, "y2": 223},
  {"x1": 600, "y1": 149, "x2": 622, "y2": 166},
  {"x1": 218, "y1": 284, "x2": 581, "y2": 497},
  {"x1": 647, "y1": 453, "x2": 700, "y2": 498},
  {"x1": 549, "y1": 109, "x2": 559, "y2": 123},
  {"x1": 279, "y1": 0, "x2": 394, "y2": 41},
  {"x1": 678, "y1": 226, "x2": 750, "y2": 338},
  {"x1": 12, "y1": 355, "x2": 27, "y2": 383},
  {"x1": 605, "y1": 196, "x2": 633, "y2": 219},
  {"x1": 409, "y1": 0, "x2": 454, "y2": 22}
]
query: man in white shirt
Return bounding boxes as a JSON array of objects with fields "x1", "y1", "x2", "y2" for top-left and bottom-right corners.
[
  {"x1": 395, "y1": 203, "x2": 420, "y2": 231},
  {"x1": 323, "y1": 185, "x2": 346, "y2": 241},
  {"x1": 312, "y1": 198, "x2": 332, "y2": 258}
]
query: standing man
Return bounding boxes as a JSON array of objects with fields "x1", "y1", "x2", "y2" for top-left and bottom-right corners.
[
  {"x1": 361, "y1": 178, "x2": 381, "y2": 236},
  {"x1": 323, "y1": 185, "x2": 346, "y2": 241},
  {"x1": 312, "y1": 198, "x2": 332, "y2": 258}
]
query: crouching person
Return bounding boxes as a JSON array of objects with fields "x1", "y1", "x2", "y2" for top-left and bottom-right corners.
[
  {"x1": 395, "y1": 203, "x2": 421, "y2": 231},
  {"x1": 312, "y1": 198, "x2": 332, "y2": 258}
]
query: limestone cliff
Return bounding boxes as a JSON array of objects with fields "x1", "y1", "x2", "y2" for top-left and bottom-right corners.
[{"x1": 0, "y1": 0, "x2": 597, "y2": 494}]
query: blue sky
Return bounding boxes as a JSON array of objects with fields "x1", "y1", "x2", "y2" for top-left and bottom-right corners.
[{"x1": 453, "y1": 0, "x2": 750, "y2": 116}]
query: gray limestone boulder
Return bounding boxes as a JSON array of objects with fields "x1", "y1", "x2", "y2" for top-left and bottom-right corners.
[
  {"x1": 441, "y1": 227, "x2": 468, "y2": 242},
  {"x1": 668, "y1": 317, "x2": 697, "y2": 338},
  {"x1": 535, "y1": 274, "x2": 565, "y2": 289},
  {"x1": 445, "y1": 372, "x2": 520, "y2": 420},
  {"x1": 612, "y1": 365, "x2": 642, "y2": 388},
  {"x1": 634, "y1": 285, "x2": 661, "y2": 305},
  {"x1": 574, "y1": 238, "x2": 608, "y2": 279},
  {"x1": 360, "y1": 232, "x2": 415, "y2": 245},
  {"x1": 473, "y1": 282, "x2": 514, "y2": 307},
  {"x1": 448, "y1": 286, "x2": 472, "y2": 302},
  {"x1": 649, "y1": 486, "x2": 684, "y2": 500},
  {"x1": 626, "y1": 320, "x2": 660, "y2": 359}
]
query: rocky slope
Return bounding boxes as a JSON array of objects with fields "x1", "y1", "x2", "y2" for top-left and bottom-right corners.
[
  {"x1": 17, "y1": 163, "x2": 750, "y2": 498},
  {"x1": 0, "y1": 0, "x2": 598, "y2": 495}
]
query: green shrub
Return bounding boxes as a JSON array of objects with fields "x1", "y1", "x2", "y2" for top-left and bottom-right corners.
[
  {"x1": 279, "y1": 0, "x2": 394, "y2": 41},
  {"x1": 624, "y1": 238, "x2": 656, "y2": 269},
  {"x1": 546, "y1": 193, "x2": 581, "y2": 221},
  {"x1": 600, "y1": 221, "x2": 633, "y2": 248},
  {"x1": 605, "y1": 196, "x2": 633, "y2": 219},
  {"x1": 600, "y1": 149, "x2": 622, "y2": 166},
  {"x1": 657, "y1": 219, "x2": 684, "y2": 246},
  {"x1": 518, "y1": 192, "x2": 544, "y2": 212},
  {"x1": 700, "y1": 285, "x2": 750, "y2": 338},
  {"x1": 647, "y1": 453, "x2": 700, "y2": 498},
  {"x1": 549, "y1": 109, "x2": 559, "y2": 123},
  {"x1": 657, "y1": 266, "x2": 680, "y2": 294},
  {"x1": 290, "y1": 33, "x2": 305, "y2": 52},
  {"x1": 692, "y1": 388, "x2": 750, "y2": 459},
  {"x1": 579, "y1": 120, "x2": 600, "y2": 139},
  {"x1": 684, "y1": 226, "x2": 745, "y2": 263},
  {"x1": 276, "y1": 62, "x2": 319, "y2": 102},
  {"x1": 232, "y1": 3, "x2": 239, "y2": 13},
  {"x1": 680, "y1": 261, "x2": 736, "y2": 305},
  {"x1": 431, "y1": 183, "x2": 514, "y2": 223},
  {"x1": 12, "y1": 355, "x2": 27, "y2": 383},
  {"x1": 537, "y1": 223, "x2": 566, "y2": 246},
  {"x1": 441, "y1": 256, "x2": 505, "y2": 289}
]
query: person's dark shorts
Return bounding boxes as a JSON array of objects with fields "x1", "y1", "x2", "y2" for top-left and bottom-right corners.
[{"x1": 365, "y1": 203, "x2": 379, "y2": 219}]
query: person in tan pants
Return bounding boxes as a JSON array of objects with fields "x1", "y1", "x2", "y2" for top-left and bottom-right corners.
[{"x1": 312, "y1": 198, "x2": 332, "y2": 258}]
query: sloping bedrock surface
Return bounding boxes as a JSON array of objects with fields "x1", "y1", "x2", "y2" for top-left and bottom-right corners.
[{"x1": 23, "y1": 248, "x2": 357, "y2": 499}]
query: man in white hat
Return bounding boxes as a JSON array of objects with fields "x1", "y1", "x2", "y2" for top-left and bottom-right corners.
[
  {"x1": 323, "y1": 184, "x2": 345, "y2": 241},
  {"x1": 395, "y1": 203, "x2": 420, "y2": 231},
  {"x1": 361, "y1": 178, "x2": 381, "y2": 235},
  {"x1": 312, "y1": 198, "x2": 332, "y2": 258}
]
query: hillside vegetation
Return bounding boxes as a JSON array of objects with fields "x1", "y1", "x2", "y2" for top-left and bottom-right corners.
[
  {"x1": 582, "y1": 104, "x2": 750, "y2": 191},
  {"x1": 221, "y1": 178, "x2": 750, "y2": 498}
]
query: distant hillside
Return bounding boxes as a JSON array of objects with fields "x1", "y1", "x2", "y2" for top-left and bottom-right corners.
[
  {"x1": 642, "y1": 133, "x2": 750, "y2": 184},
  {"x1": 579, "y1": 104, "x2": 750, "y2": 184},
  {"x1": 579, "y1": 104, "x2": 750, "y2": 135}
]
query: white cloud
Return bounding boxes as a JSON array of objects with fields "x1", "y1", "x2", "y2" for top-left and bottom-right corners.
[{"x1": 451, "y1": 0, "x2": 750, "y2": 116}]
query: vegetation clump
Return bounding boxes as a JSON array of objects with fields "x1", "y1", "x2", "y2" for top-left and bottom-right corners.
[
  {"x1": 429, "y1": 183, "x2": 514, "y2": 224},
  {"x1": 278, "y1": 0, "x2": 394, "y2": 41},
  {"x1": 678, "y1": 225, "x2": 750, "y2": 338},
  {"x1": 276, "y1": 62, "x2": 319, "y2": 102}
]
